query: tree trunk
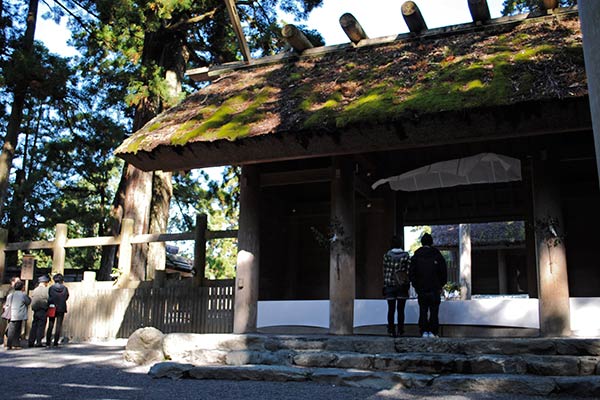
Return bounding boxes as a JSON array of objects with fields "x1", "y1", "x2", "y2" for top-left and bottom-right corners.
[{"x1": 0, "y1": 0, "x2": 38, "y2": 220}]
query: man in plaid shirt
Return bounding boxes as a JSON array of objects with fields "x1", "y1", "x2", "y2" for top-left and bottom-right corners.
[{"x1": 383, "y1": 236, "x2": 410, "y2": 337}]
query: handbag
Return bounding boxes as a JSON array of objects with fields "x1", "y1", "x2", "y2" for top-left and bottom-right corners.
[
  {"x1": 1, "y1": 304, "x2": 10, "y2": 320},
  {"x1": 1, "y1": 295, "x2": 11, "y2": 320},
  {"x1": 47, "y1": 305, "x2": 56, "y2": 318}
]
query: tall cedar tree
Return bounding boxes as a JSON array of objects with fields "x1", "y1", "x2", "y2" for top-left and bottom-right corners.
[{"x1": 60, "y1": 0, "x2": 323, "y2": 280}]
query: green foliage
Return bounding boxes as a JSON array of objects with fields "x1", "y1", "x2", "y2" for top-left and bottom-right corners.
[{"x1": 501, "y1": 0, "x2": 577, "y2": 16}]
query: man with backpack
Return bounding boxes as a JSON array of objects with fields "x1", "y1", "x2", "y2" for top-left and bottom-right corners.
[
  {"x1": 409, "y1": 232, "x2": 447, "y2": 338},
  {"x1": 382, "y1": 236, "x2": 411, "y2": 337}
]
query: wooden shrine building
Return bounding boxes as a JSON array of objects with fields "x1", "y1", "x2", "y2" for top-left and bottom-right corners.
[{"x1": 115, "y1": 4, "x2": 600, "y2": 337}]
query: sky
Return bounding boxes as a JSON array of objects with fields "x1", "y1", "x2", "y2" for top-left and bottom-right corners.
[{"x1": 35, "y1": 0, "x2": 507, "y2": 56}]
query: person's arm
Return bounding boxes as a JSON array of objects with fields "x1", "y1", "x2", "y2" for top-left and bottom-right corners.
[
  {"x1": 23, "y1": 293, "x2": 31, "y2": 306},
  {"x1": 438, "y1": 251, "x2": 448, "y2": 289}
]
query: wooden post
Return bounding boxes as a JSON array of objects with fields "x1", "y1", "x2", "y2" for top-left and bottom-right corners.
[
  {"x1": 193, "y1": 213, "x2": 208, "y2": 287},
  {"x1": 579, "y1": 1, "x2": 600, "y2": 190},
  {"x1": 234, "y1": 166, "x2": 260, "y2": 334},
  {"x1": 339, "y1": 13, "x2": 368, "y2": 44},
  {"x1": 0, "y1": 228, "x2": 6, "y2": 283},
  {"x1": 468, "y1": 0, "x2": 491, "y2": 23},
  {"x1": 498, "y1": 250, "x2": 507, "y2": 294},
  {"x1": 401, "y1": 1, "x2": 428, "y2": 33},
  {"x1": 224, "y1": 0, "x2": 251, "y2": 62},
  {"x1": 459, "y1": 223, "x2": 472, "y2": 300},
  {"x1": 531, "y1": 159, "x2": 571, "y2": 336},
  {"x1": 281, "y1": 24, "x2": 314, "y2": 53},
  {"x1": 52, "y1": 223, "x2": 67, "y2": 276},
  {"x1": 117, "y1": 218, "x2": 134, "y2": 287},
  {"x1": 329, "y1": 157, "x2": 355, "y2": 335}
]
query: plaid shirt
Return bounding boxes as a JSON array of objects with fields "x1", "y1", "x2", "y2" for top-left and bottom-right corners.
[{"x1": 383, "y1": 248, "x2": 410, "y2": 287}]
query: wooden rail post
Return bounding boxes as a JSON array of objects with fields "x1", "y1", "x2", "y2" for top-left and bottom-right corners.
[
  {"x1": 117, "y1": 218, "x2": 134, "y2": 287},
  {"x1": 193, "y1": 213, "x2": 208, "y2": 287},
  {"x1": 52, "y1": 223, "x2": 67, "y2": 276},
  {"x1": 0, "y1": 228, "x2": 6, "y2": 283}
]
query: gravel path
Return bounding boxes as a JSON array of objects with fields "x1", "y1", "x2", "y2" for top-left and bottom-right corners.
[{"x1": 0, "y1": 341, "x2": 591, "y2": 400}]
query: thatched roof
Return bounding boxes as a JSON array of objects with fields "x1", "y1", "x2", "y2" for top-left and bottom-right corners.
[
  {"x1": 431, "y1": 221, "x2": 525, "y2": 248},
  {"x1": 115, "y1": 8, "x2": 588, "y2": 172}
]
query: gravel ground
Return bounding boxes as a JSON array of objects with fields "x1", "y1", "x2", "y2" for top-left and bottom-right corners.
[{"x1": 0, "y1": 341, "x2": 592, "y2": 400}]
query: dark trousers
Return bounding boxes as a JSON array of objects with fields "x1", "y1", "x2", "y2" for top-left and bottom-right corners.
[
  {"x1": 46, "y1": 312, "x2": 65, "y2": 346},
  {"x1": 7, "y1": 320, "x2": 23, "y2": 347},
  {"x1": 386, "y1": 298, "x2": 407, "y2": 335},
  {"x1": 29, "y1": 310, "x2": 47, "y2": 346},
  {"x1": 417, "y1": 290, "x2": 441, "y2": 335}
]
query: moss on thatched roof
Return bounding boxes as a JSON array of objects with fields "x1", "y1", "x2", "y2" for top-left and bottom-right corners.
[{"x1": 115, "y1": 9, "x2": 586, "y2": 170}]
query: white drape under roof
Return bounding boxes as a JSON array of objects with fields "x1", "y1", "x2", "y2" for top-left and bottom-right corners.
[{"x1": 372, "y1": 153, "x2": 522, "y2": 192}]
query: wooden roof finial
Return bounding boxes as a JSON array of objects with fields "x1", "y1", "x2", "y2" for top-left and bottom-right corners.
[
  {"x1": 401, "y1": 1, "x2": 428, "y2": 34},
  {"x1": 339, "y1": 13, "x2": 369, "y2": 44},
  {"x1": 468, "y1": 0, "x2": 491, "y2": 24},
  {"x1": 282, "y1": 24, "x2": 314, "y2": 53}
]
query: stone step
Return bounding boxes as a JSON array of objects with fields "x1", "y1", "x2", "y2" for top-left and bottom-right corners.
[
  {"x1": 162, "y1": 333, "x2": 600, "y2": 359},
  {"x1": 148, "y1": 362, "x2": 600, "y2": 397},
  {"x1": 224, "y1": 348, "x2": 599, "y2": 376}
]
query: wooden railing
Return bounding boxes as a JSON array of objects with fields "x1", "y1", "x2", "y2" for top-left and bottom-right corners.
[{"x1": 0, "y1": 214, "x2": 238, "y2": 285}]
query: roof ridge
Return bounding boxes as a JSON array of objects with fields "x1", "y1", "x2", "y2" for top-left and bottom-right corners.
[{"x1": 187, "y1": 6, "x2": 579, "y2": 82}]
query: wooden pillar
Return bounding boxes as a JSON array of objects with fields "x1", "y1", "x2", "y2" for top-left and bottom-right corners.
[
  {"x1": 498, "y1": 250, "x2": 507, "y2": 294},
  {"x1": 580, "y1": 1, "x2": 600, "y2": 189},
  {"x1": 0, "y1": 228, "x2": 6, "y2": 283},
  {"x1": 193, "y1": 213, "x2": 208, "y2": 287},
  {"x1": 234, "y1": 165, "x2": 260, "y2": 334},
  {"x1": 531, "y1": 159, "x2": 571, "y2": 336},
  {"x1": 459, "y1": 223, "x2": 472, "y2": 300},
  {"x1": 52, "y1": 223, "x2": 67, "y2": 276},
  {"x1": 329, "y1": 157, "x2": 355, "y2": 335},
  {"x1": 117, "y1": 218, "x2": 134, "y2": 287},
  {"x1": 523, "y1": 158, "x2": 539, "y2": 298}
]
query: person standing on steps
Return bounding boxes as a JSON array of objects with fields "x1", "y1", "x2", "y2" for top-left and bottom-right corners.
[
  {"x1": 29, "y1": 275, "x2": 50, "y2": 347},
  {"x1": 409, "y1": 232, "x2": 447, "y2": 338},
  {"x1": 382, "y1": 235, "x2": 411, "y2": 337},
  {"x1": 46, "y1": 273, "x2": 69, "y2": 347}
]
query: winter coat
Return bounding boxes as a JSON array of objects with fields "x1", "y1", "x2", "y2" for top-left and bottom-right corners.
[
  {"x1": 48, "y1": 283, "x2": 69, "y2": 313},
  {"x1": 8, "y1": 291, "x2": 31, "y2": 321},
  {"x1": 409, "y1": 246, "x2": 448, "y2": 294},
  {"x1": 383, "y1": 248, "x2": 410, "y2": 288},
  {"x1": 30, "y1": 284, "x2": 49, "y2": 312}
]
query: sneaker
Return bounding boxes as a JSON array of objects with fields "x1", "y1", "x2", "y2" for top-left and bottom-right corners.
[
  {"x1": 421, "y1": 332, "x2": 431, "y2": 338},
  {"x1": 430, "y1": 333, "x2": 439, "y2": 338}
]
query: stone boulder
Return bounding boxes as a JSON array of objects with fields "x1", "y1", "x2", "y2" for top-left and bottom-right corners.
[{"x1": 124, "y1": 327, "x2": 166, "y2": 365}]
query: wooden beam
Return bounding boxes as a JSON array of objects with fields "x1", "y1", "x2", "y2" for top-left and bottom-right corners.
[
  {"x1": 224, "y1": 0, "x2": 251, "y2": 62},
  {"x1": 468, "y1": 0, "x2": 491, "y2": 24},
  {"x1": 260, "y1": 168, "x2": 331, "y2": 187}
]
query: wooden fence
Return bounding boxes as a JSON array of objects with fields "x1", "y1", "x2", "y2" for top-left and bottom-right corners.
[{"x1": 62, "y1": 279, "x2": 234, "y2": 340}]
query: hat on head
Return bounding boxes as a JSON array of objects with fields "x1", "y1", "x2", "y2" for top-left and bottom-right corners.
[{"x1": 38, "y1": 275, "x2": 50, "y2": 283}]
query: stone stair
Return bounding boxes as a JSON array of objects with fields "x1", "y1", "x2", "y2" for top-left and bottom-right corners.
[{"x1": 148, "y1": 334, "x2": 600, "y2": 397}]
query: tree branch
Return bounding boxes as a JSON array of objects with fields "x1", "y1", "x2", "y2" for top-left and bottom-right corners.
[{"x1": 166, "y1": 8, "x2": 218, "y2": 31}]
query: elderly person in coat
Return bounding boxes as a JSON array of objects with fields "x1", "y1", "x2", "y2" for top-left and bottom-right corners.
[
  {"x1": 6, "y1": 280, "x2": 31, "y2": 350},
  {"x1": 29, "y1": 275, "x2": 50, "y2": 347}
]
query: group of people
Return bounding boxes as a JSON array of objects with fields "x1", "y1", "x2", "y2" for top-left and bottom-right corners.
[
  {"x1": 382, "y1": 232, "x2": 447, "y2": 338},
  {"x1": 2, "y1": 273, "x2": 70, "y2": 350}
]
